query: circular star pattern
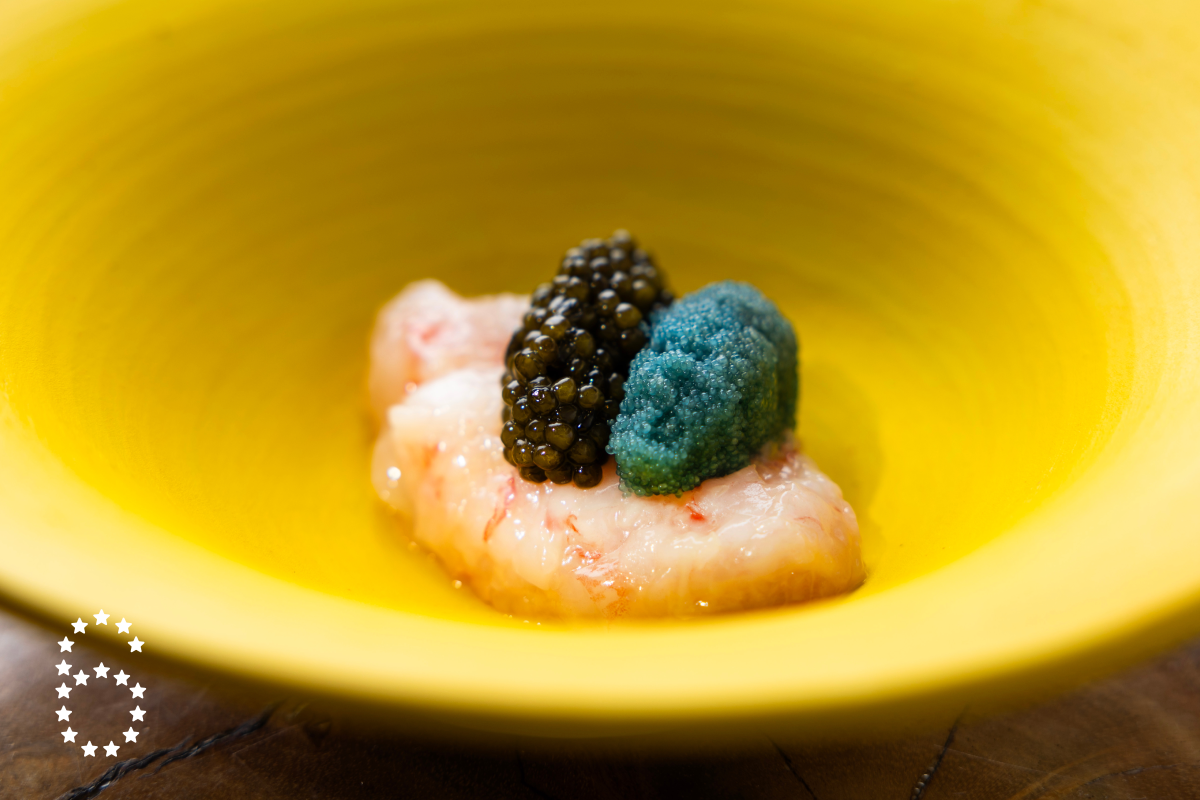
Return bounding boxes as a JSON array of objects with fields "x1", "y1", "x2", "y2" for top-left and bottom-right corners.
[{"x1": 52, "y1": 610, "x2": 148, "y2": 757}]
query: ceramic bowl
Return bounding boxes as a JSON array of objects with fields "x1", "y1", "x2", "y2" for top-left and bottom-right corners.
[{"x1": 2, "y1": 0, "x2": 1199, "y2": 736}]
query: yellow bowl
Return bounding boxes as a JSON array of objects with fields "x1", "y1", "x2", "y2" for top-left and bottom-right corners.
[{"x1": 3, "y1": 0, "x2": 1200, "y2": 737}]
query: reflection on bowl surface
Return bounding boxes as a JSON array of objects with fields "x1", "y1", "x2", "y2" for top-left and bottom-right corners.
[{"x1": 0, "y1": 0, "x2": 1197, "y2": 735}]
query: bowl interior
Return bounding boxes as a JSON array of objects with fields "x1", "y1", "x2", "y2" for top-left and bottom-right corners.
[{"x1": 2, "y1": 0, "x2": 1198, "y2": 731}]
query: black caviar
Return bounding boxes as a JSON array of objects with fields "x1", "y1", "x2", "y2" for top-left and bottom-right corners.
[{"x1": 501, "y1": 231, "x2": 673, "y2": 488}]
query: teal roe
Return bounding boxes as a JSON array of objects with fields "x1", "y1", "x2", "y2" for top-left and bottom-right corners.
[{"x1": 609, "y1": 281, "x2": 798, "y2": 496}]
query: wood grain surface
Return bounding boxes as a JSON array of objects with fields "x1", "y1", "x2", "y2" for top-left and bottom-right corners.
[{"x1": 2, "y1": 602, "x2": 1198, "y2": 800}]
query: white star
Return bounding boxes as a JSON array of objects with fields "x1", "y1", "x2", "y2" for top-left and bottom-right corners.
[
  {"x1": 122, "y1": 727, "x2": 139, "y2": 743},
  {"x1": 56, "y1": 706, "x2": 71, "y2": 722},
  {"x1": 56, "y1": 683, "x2": 72, "y2": 699},
  {"x1": 103, "y1": 741, "x2": 119, "y2": 757},
  {"x1": 58, "y1": 637, "x2": 74, "y2": 652},
  {"x1": 116, "y1": 618, "x2": 132, "y2": 634},
  {"x1": 130, "y1": 683, "x2": 146, "y2": 699},
  {"x1": 81, "y1": 741, "x2": 97, "y2": 757},
  {"x1": 130, "y1": 706, "x2": 146, "y2": 722},
  {"x1": 94, "y1": 610, "x2": 109, "y2": 625},
  {"x1": 55, "y1": 659, "x2": 72, "y2": 676},
  {"x1": 128, "y1": 637, "x2": 144, "y2": 653},
  {"x1": 61, "y1": 727, "x2": 77, "y2": 743},
  {"x1": 93, "y1": 663, "x2": 110, "y2": 679},
  {"x1": 73, "y1": 670, "x2": 89, "y2": 686},
  {"x1": 114, "y1": 670, "x2": 130, "y2": 686},
  {"x1": 72, "y1": 618, "x2": 88, "y2": 634}
]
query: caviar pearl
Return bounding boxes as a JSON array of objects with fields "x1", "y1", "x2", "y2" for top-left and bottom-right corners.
[
  {"x1": 614, "y1": 303, "x2": 642, "y2": 329},
  {"x1": 545, "y1": 422, "x2": 575, "y2": 450},
  {"x1": 532, "y1": 445, "x2": 563, "y2": 470},
  {"x1": 525, "y1": 418, "x2": 547, "y2": 445},
  {"x1": 512, "y1": 440, "x2": 534, "y2": 466},
  {"x1": 501, "y1": 421, "x2": 523, "y2": 448},
  {"x1": 573, "y1": 462, "x2": 603, "y2": 488},
  {"x1": 578, "y1": 384, "x2": 603, "y2": 410},
  {"x1": 519, "y1": 464, "x2": 547, "y2": 482},
  {"x1": 553, "y1": 377, "x2": 577, "y2": 404}
]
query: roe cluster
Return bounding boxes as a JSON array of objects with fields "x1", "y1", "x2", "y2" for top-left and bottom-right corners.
[
  {"x1": 500, "y1": 231, "x2": 673, "y2": 487},
  {"x1": 609, "y1": 281, "x2": 798, "y2": 497}
]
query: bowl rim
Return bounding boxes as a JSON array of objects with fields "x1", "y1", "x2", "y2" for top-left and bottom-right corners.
[{"x1": 4, "y1": 408, "x2": 1200, "y2": 735}]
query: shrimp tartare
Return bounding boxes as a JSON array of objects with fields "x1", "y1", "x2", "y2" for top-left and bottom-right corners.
[{"x1": 368, "y1": 255, "x2": 863, "y2": 618}]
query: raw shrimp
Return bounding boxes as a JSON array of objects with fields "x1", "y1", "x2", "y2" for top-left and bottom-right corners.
[
  {"x1": 369, "y1": 282, "x2": 864, "y2": 617},
  {"x1": 367, "y1": 279, "x2": 527, "y2": 422}
]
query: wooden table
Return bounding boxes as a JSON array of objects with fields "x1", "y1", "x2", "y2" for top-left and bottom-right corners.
[{"x1": 3, "y1": 601, "x2": 1198, "y2": 800}]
